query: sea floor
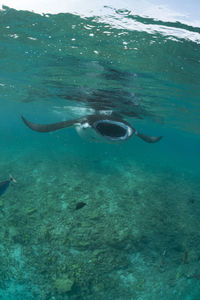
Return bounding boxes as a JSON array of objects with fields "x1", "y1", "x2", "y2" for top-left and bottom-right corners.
[{"x1": 0, "y1": 145, "x2": 200, "y2": 300}]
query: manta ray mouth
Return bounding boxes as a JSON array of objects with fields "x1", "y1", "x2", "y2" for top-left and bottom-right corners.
[{"x1": 93, "y1": 120, "x2": 133, "y2": 141}]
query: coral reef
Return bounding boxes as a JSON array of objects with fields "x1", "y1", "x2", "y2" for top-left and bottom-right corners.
[{"x1": 0, "y1": 150, "x2": 200, "y2": 299}]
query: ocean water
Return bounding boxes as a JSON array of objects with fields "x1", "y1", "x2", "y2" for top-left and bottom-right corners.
[{"x1": 0, "y1": 4, "x2": 200, "y2": 300}]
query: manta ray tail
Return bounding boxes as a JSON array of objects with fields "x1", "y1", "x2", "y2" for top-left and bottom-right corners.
[
  {"x1": 136, "y1": 131, "x2": 162, "y2": 143},
  {"x1": 21, "y1": 116, "x2": 83, "y2": 132}
]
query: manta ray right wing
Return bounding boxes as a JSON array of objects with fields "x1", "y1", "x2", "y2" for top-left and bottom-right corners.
[
  {"x1": 21, "y1": 115, "x2": 85, "y2": 132},
  {"x1": 136, "y1": 131, "x2": 162, "y2": 143}
]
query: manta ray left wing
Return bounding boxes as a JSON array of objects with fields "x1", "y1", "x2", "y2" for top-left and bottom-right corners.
[{"x1": 21, "y1": 115, "x2": 85, "y2": 132}]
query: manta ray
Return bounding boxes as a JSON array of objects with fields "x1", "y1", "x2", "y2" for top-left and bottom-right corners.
[{"x1": 21, "y1": 113, "x2": 162, "y2": 143}]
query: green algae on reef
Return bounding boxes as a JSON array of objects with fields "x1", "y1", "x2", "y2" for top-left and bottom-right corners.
[{"x1": 54, "y1": 275, "x2": 74, "y2": 293}]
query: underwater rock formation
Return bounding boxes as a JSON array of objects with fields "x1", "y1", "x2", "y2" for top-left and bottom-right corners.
[{"x1": 54, "y1": 275, "x2": 74, "y2": 293}]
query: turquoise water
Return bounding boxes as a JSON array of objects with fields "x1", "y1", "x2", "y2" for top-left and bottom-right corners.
[{"x1": 0, "y1": 5, "x2": 200, "y2": 300}]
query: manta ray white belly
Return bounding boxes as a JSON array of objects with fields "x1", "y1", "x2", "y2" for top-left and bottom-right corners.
[{"x1": 75, "y1": 122, "x2": 105, "y2": 142}]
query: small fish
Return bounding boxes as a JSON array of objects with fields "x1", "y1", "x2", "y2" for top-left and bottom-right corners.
[
  {"x1": 75, "y1": 202, "x2": 86, "y2": 210},
  {"x1": 0, "y1": 175, "x2": 16, "y2": 197}
]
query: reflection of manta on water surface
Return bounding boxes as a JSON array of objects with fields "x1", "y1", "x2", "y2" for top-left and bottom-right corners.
[{"x1": 23, "y1": 67, "x2": 163, "y2": 144}]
